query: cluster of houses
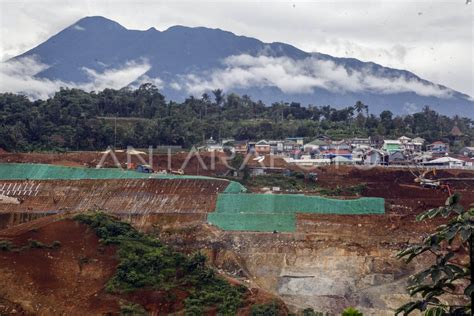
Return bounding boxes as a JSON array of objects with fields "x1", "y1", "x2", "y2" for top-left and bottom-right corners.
[{"x1": 201, "y1": 136, "x2": 474, "y2": 168}]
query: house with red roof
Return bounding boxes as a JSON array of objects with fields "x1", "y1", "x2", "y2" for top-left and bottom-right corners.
[{"x1": 426, "y1": 141, "x2": 449, "y2": 155}]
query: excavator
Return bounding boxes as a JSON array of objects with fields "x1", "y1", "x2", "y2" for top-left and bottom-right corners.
[
  {"x1": 409, "y1": 166, "x2": 474, "y2": 195},
  {"x1": 412, "y1": 168, "x2": 452, "y2": 195}
]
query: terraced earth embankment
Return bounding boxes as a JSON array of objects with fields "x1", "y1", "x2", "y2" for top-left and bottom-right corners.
[{"x1": 2, "y1": 162, "x2": 473, "y2": 314}]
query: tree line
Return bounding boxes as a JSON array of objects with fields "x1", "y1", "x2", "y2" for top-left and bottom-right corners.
[{"x1": 0, "y1": 83, "x2": 472, "y2": 152}]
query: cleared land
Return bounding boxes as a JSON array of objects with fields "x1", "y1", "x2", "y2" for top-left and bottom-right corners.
[{"x1": 0, "y1": 152, "x2": 473, "y2": 314}]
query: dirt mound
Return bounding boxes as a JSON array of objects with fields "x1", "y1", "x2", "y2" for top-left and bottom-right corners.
[{"x1": 0, "y1": 148, "x2": 7, "y2": 154}]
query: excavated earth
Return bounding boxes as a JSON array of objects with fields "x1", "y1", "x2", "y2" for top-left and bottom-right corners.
[
  {"x1": 1, "y1": 152, "x2": 474, "y2": 314},
  {"x1": 0, "y1": 216, "x2": 283, "y2": 315}
]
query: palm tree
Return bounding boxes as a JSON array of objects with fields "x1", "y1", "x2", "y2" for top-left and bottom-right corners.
[{"x1": 212, "y1": 89, "x2": 224, "y2": 107}]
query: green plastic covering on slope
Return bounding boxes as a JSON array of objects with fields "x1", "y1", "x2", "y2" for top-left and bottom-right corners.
[
  {"x1": 207, "y1": 193, "x2": 385, "y2": 232},
  {"x1": 222, "y1": 181, "x2": 247, "y2": 193},
  {"x1": 0, "y1": 163, "x2": 243, "y2": 192},
  {"x1": 207, "y1": 213, "x2": 296, "y2": 232},
  {"x1": 0, "y1": 163, "x2": 383, "y2": 233},
  {"x1": 214, "y1": 194, "x2": 384, "y2": 214}
]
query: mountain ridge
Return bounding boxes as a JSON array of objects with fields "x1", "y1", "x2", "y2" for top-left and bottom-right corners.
[{"x1": 8, "y1": 16, "x2": 474, "y2": 116}]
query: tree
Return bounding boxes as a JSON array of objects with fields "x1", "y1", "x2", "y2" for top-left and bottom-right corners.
[
  {"x1": 396, "y1": 194, "x2": 473, "y2": 315},
  {"x1": 212, "y1": 89, "x2": 224, "y2": 107},
  {"x1": 354, "y1": 101, "x2": 367, "y2": 116}
]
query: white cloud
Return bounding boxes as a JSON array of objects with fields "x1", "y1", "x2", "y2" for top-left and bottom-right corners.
[
  {"x1": 170, "y1": 82, "x2": 182, "y2": 91},
  {"x1": 0, "y1": 56, "x2": 154, "y2": 99},
  {"x1": 81, "y1": 59, "x2": 151, "y2": 91},
  {"x1": 129, "y1": 74, "x2": 164, "y2": 90},
  {"x1": 180, "y1": 54, "x2": 454, "y2": 98},
  {"x1": 72, "y1": 24, "x2": 85, "y2": 31}
]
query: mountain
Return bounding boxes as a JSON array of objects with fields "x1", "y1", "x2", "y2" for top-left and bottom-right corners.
[{"x1": 10, "y1": 16, "x2": 474, "y2": 116}]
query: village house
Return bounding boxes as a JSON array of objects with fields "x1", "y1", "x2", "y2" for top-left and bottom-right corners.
[
  {"x1": 303, "y1": 139, "x2": 330, "y2": 152},
  {"x1": 455, "y1": 155, "x2": 474, "y2": 167},
  {"x1": 423, "y1": 156, "x2": 464, "y2": 168},
  {"x1": 364, "y1": 149, "x2": 387, "y2": 165},
  {"x1": 283, "y1": 140, "x2": 301, "y2": 153},
  {"x1": 255, "y1": 140, "x2": 271, "y2": 155},
  {"x1": 285, "y1": 137, "x2": 304, "y2": 145},
  {"x1": 397, "y1": 136, "x2": 423, "y2": 153},
  {"x1": 203, "y1": 137, "x2": 223, "y2": 152},
  {"x1": 382, "y1": 140, "x2": 402, "y2": 153},
  {"x1": 388, "y1": 151, "x2": 407, "y2": 164},
  {"x1": 412, "y1": 137, "x2": 425, "y2": 152},
  {"x1": 233, "y1": 140, "x2": 248, "y2": 154},
  {"x1": 350, "y1": 137, "x2": 371, "y2": 149},
  {"x1": 320, "y1": 149, "x2": 352, "y2": 160},
  {"x1": 268, "y1": 140, "x2": 284, "y2": 154},
  {"x1": 461, "y1": 146, "x2": 474, "y2": 157},
  {"x1": 329, "y1": 140, "x2": 351, "y2": 151},
  {"x1": 427, "y1": 141, "x2": 450, "y2": 155}
]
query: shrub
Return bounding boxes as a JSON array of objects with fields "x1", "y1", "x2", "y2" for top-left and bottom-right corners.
[
  {"x1": 28, "y1": 239, "x2": 47, "y2": 249},
  {"x1": 301, "y1": 308, "x2": 328, "y2": 316},
  {"x1": 341, "y1": 307, "x2": 363, "y2": 316},
  {"x1": 119, "y1": 302, "x2": 147, "y2": 316},
  {"x1": 26, "y1": 239, "x2": 61, "y2": 250},
  {"x1": 319, "y1": 183, "x2": 366, "y2": 196},
  {"x1": 251, "y1": 300, "x2": 281, "y2": 315},
  {"x1": 75, "y1": 211, "x2": 246, "y2": 314},
  {"x1": 0, "y1": 240, "x2": 13, "y2": 251}
]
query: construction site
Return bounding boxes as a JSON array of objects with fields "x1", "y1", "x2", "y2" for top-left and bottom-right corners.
[{"x1": 1, "y1": 150, "x2": 474, "y2": 315}]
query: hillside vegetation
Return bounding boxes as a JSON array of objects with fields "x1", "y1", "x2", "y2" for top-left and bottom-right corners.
[
  {"x1": 1, "y1": 84, "x2": 472, "y2": 152},
  {"x1": 74, "y1": 212, "x2": 250, "y2": 314}
]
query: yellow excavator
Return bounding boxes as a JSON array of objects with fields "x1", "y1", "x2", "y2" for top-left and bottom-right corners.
[
  {"x1": 410, "y1": 166, "x2": 474, "y2": 195},
  {"x1": 412, "y1": 168, "x2": 451, "y2": 194}
]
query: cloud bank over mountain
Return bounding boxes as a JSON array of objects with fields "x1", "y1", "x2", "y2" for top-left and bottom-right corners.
[
  {"x1": 178, "y1": 54, "x2": 454, "y2": 98},
  {"x1": 0, "y1": 56, "x2": 152, "y2": 99},
  {"x1": 1, "y1": 16, "x2": 472, "y2": 116}
]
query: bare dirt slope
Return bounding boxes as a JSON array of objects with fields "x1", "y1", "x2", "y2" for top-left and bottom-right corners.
[
  {"x1": 0, "y1": 216, "x2": 120, "y2": 315},
  {"x1": 0, "y1": 215, "x2": 285, "y2": 315}
]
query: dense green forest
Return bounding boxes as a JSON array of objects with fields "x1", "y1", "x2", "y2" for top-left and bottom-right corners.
[{"x1": 0, "y1": 83, "x2": 472, "y2": 152}]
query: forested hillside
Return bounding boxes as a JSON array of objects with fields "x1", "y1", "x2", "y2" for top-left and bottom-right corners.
[{"x1": 0, "y1": 83, "x2": 472, "y2": 152}]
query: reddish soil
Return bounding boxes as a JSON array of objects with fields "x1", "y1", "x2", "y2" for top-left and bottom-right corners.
[
  {"x1": 313, "y1": 165, "x2": 474, "y2": 212},
  {"x1": 0, "y1": 217, "x2": 120, "y2": 315},
  {"x1": 0, "y1": 178, "x2": 229, "y2": 219},
  {"x1": 0, "y1": 151, "x2": 288, "y2": 176},
  {"x1": 0, "y1": 151, "x2": 231, "y2": 176},
  {"x1": 0, "y1": 216, "x2": 284, "y2": 315}
]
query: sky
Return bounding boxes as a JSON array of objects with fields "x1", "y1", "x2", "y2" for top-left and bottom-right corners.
[{"x1": 0, "y1": 0, "x2": 473, "y2": 96}]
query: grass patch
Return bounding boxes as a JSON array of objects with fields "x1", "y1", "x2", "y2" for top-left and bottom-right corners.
[
  {"x1": 318, "y1": 183, "x2": 367, "y2": 196},
  {"x1": 27, "y1": 239, "x2": 61, "y2": 249},
  {"x1": 243, "y1": 173, "x2": 317, "y2": 191},
  {"x1": 0, "y1": 239, "x2": 61, "y2": 252},
  {"x1": 74, "y1": 212, "x2": 246, "y2": 314}
]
